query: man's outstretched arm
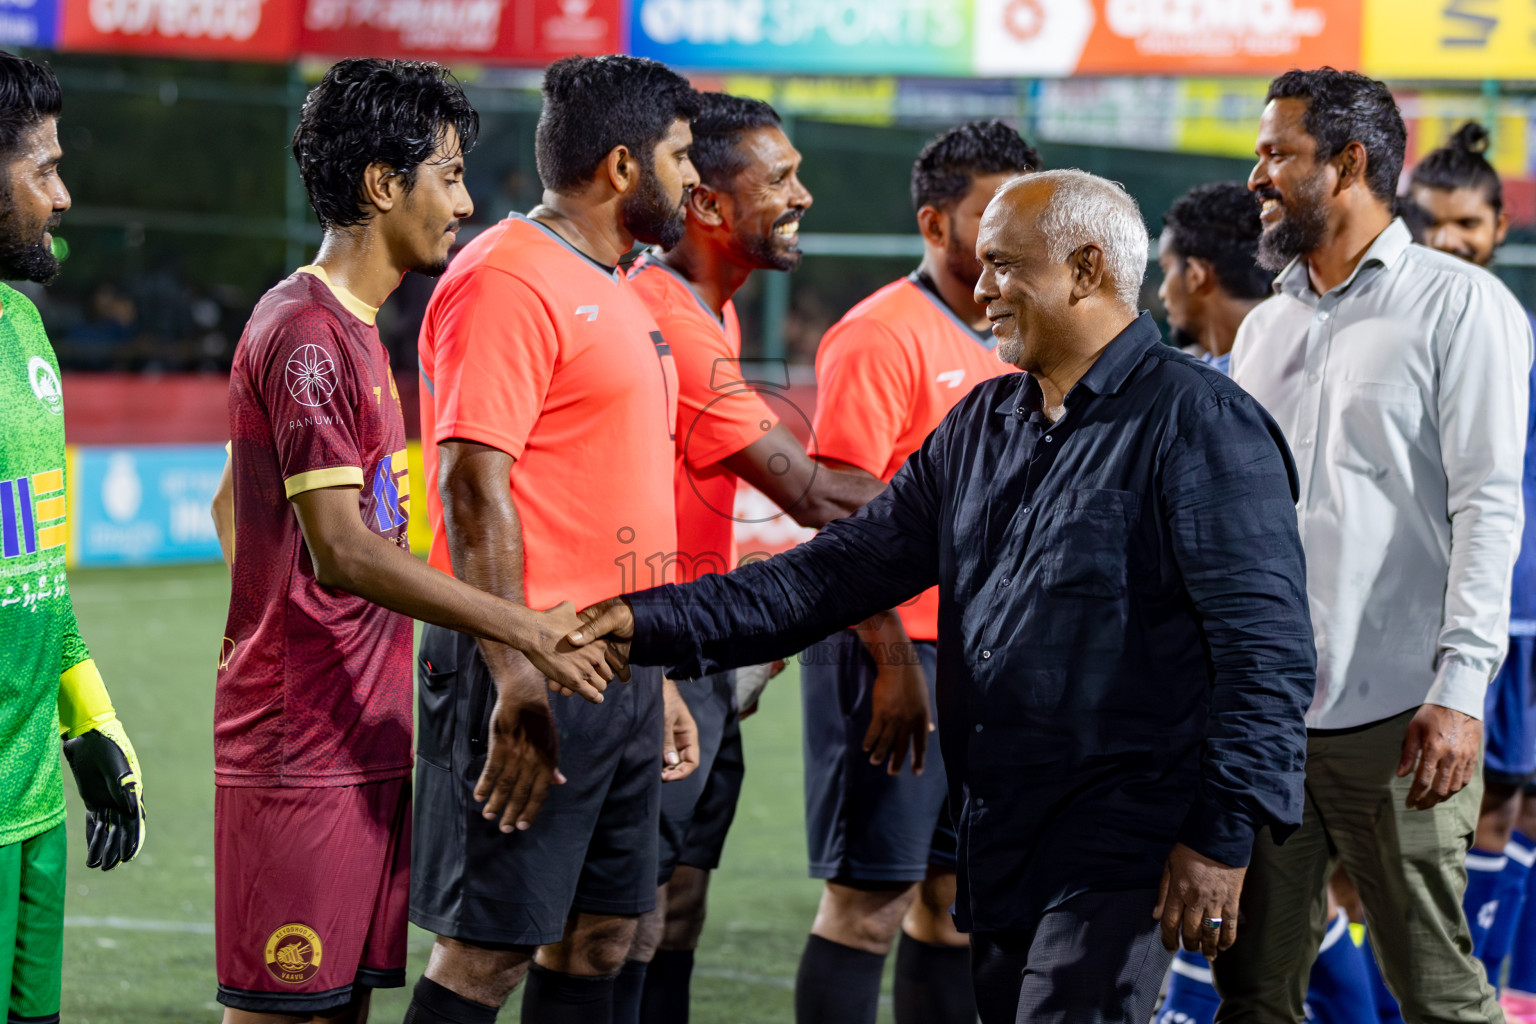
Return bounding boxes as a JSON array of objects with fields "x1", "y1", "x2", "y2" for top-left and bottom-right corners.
[{"x1": 573, "y1": 426, "x2": 949, "y2": 679}]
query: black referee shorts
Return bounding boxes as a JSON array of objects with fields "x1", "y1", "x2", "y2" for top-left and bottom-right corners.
[
  {"x1": 800, "y1": 629, "x2": 953, "y2": 884},
  {"x1": 409, "y1": 624, "x2": 663, "y2": 947},
  {"x1": 657, "y1": 670, "x2": 745, "y2": 885}
]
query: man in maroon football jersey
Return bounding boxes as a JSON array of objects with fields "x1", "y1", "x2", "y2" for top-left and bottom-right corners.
[{"x1": 211, "y1": 59, "x2": 618, "y2": 1023}]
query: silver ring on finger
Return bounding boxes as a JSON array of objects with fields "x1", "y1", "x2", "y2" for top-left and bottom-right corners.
[{"x1": 1201, "y1": 917, "x2": 1222, "y2": 931}]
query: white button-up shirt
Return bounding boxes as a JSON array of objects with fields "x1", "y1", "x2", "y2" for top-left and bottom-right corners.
[{"x1": 1233, "y1": 219, "x2": 1534, "y2": 729}]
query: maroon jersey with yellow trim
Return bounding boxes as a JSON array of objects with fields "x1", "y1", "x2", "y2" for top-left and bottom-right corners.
[{"x1": 217, "y1": 268, "x2": 412, "y2": 787}]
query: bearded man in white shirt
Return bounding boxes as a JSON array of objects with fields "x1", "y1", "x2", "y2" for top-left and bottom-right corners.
[{"x1": 1215, "y1": 68, "x2": 1534, "y2": 1024}]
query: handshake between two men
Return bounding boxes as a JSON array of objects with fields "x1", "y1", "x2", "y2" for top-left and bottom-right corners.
[{"x1": 475, "y1": 596, "x2": 928, "y2": 846}]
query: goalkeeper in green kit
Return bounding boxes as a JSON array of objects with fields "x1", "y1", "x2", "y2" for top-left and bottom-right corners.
[{"x1": 0, "y1": 52, "x2": 145, "y2": 1022}]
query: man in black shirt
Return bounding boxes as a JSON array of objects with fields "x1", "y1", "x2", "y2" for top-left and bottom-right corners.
[{"x1": 569, "y1": 169, "x2": 1317, "y2": 1024}]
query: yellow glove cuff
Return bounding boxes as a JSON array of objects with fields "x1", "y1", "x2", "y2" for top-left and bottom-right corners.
[{"x1": 59, "y1": 659, "x2": 116, "y2": 739}]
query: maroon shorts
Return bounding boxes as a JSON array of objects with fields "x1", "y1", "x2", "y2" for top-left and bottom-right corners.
[{"x1": 214, "y1": 776, "x2": 411, "y2": 1014}]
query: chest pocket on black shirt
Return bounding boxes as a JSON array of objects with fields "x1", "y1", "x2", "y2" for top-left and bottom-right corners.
[{"x1": 1040, "y1": 489, "x2": 1142, "y2": 599}]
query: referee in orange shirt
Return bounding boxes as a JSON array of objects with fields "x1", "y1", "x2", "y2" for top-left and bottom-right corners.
[
  {"x1": 796, "y1": 121, "x2": 1040, "y2": 1024},
  {"x1": 625, "y1": 92, "x2": 888, "y2": 1023},
  {"x1": 403, "y1": 56, "x2": 701, "y2": 1024}
]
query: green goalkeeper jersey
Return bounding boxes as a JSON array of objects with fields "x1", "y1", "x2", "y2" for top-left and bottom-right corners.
[{"x1": 0, "y1": 282, "x2": 87, "y2": 847}]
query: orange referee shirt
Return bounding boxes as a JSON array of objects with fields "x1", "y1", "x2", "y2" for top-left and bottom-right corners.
[
  {"x1": 419, "y1": 215, "x2": 679, "y2": 608},
  {"x1": 812, "y1": 272, "x2": 1011, "y2": 641},
  {"x1": 628, "y1": 254, "x2": 778, "y2": 582}
]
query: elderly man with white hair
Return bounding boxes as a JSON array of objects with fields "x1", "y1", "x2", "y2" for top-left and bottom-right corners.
[{"x1": 567, "y1": 169, "x2": 1318, "y2": 1023}]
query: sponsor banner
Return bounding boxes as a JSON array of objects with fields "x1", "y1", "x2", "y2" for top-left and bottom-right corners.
[
  {"x1": 629, "y1": 0, "x2": 973, "y2": 76},
  {"x1": 632, "y1": 0, "x2": 1358, "y2": 77},
  {"x1": 1035, "y1": 77, "x2": 1268, "y2": 159},
  {"x1": 58, "y1": 0, "x2": 301, "y2": 59},
  {"x1": 1362, "y1": 0, "x2": 1536, "y2": 80},
  {"x1": 1074, "y1": 0, "x2": 1360, "y2": 76},
  {"x1": 70, "y1": 444, "x2": 226, "y2": 567},
  {"x1": 0, "y1": 0, "x2": 60, "y2": 47},
  {"x1": 299, "y1": 0, "x2": 619, "y2": 64}
]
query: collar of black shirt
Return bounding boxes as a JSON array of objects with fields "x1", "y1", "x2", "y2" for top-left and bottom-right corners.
[{"x1": 992, "y1": 311, "x2": 1163, "y2": 419}]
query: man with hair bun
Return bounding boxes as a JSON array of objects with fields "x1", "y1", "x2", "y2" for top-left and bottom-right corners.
[
  {"x1": 214, "y1": 57, "x2": 617, "y2": 1023},
  {"x1": 568, "y1": 167, "x2": 1316, "y2": 1024},
  {"x1": 1219, "y1": 70, "x2": 1534, "y2": 1023},
  {"x1": 1410, "y1": 122, "x2": 1536, "y2": 1017}
]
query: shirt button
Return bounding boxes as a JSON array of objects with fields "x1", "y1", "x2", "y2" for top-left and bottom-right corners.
[
  {"x1": 1001, "y1": 577, "x2": 1011, "y2": 587},
  {"x1": 1317, "y1": 311, "x2": 1330, "y2": 322},
  {"x1": 1299, "y1": 437, "x2": 1313, "y2": 447},
  {"x1": 975, "y1": 723, "x2": 984, "y2": 732},
  {"x1": 1306, "y1": 372, "x2": 1320, "y2": 384},
  {"x1": 975, "y1": 797, "x2": 985, "y2": 808},
  {"x1": 1044, "y1": 434, "x2": 1053, "y2": 443},
  {"x1": 1022, "y1": 506, "x2": 1031, "y2": 515},
  {"x1": 1016, "y1": 406, "x2": 1026, "y2": 415},
  {"x1": 981, "y1": 650, "x2": 992, "y2": 660}
]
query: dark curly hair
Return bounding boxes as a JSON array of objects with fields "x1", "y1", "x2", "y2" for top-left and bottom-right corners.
[
  {"x1": 535, "y1": 55, "x2": 702, "y2": 194},
  {"x1": 1266, "y1": 67, "x2": 1405, "y2": 204},
  {"x1": 1410, "y1": 121, "x2": 1503, "y2": 215},
  {"x1": 689, "y1": 92, "x2": 782, "y2": 190},
  {"x1": 1162, "y1": 182, "x2": 1272, "y2": 300},
  {"x1": 910, "y1": 120, "x2": 1041, "y2": 213},
  {"x1": 0, "y1": 51, "x2": 61, "y2": 164},
  {"x1": 292, "y1": 58, "x2": 479, "y2": 230}
]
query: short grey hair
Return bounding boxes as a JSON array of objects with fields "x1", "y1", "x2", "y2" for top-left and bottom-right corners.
[{"x1": 1013, "y1": 169, "x2": 1149, "y2": 309}]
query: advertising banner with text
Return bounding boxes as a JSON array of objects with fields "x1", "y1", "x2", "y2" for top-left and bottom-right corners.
[
  {"x1": 0, "y1": 0, "x2": 59, "y2": 48},
  {"x1": 70, "y1": 444, "x2": 226, "y2": 567},
  {"x1": 1362, "y1": 0, "x2": 1536, "y2": 81},
  {"x1": 629, "y1": 0, "x2": 1362, "y2": 78},
  {"x1": 300, "y1": 0, "x2": 619, "y2": 64},
  {"x1": 58, "y1": 0, "x2": 301, "y2": 59}
]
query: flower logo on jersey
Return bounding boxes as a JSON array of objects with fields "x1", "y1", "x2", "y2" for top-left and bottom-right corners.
[
  {"x1": 264, "y1": 923, "x2": 323, "y2": 984},
  {"x1": 285, "y1": 344, "x2": 338, "y2": 408},
  {"x1": 27, "y1": 356, "x2": 62, "y2": 415}
]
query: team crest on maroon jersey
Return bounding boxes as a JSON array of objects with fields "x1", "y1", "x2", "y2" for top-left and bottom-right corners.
[
  {"x1": 264, "y1": 923, "x2": 322, "y2": 984},
  {"x1": 285, "y1": 344, "x2": 338, "y2": 407}
]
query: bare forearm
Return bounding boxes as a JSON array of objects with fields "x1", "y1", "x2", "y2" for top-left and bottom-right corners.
[
  {"x1": 794, "y1": 467, "x2": 888, "y2": 529},
  {"x1": 312, "y1": 530, "x2": 547, "y2": 652},
  {"x1": 211, "y1": 458, "x2": 234, "y2": 570},
  {"x1": 853, "y1": 608, "x2": 913, "y2": 666},
  {"x1": 437, "y1": 445, "x2": 551, "y2": 694}
]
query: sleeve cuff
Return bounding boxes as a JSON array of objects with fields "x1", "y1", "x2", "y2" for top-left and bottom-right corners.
[
  {"x1": 1424, "y1": 652, "x2": 1494, "y2": 721},
  {"x1": 1176, "y1": 793, "x2": 1258, "y2": 868},
  {"x1": 628, "y1": 587, "x2": 704, "y2": 679},
  {"x1": 58, "y1": 658, "x2": 116, "y2": 738},
  {"x1": 284, "y1": 466, "x2": 364, "y2": 498}
]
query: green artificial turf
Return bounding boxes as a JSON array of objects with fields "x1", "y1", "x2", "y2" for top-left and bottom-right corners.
[{"x1": 59, "y1": 562, "x2": 890, "y2": 1022}]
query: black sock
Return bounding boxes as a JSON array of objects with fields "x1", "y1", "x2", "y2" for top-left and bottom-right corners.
[
  {"x1": 520, "y1": 962, "x2": 618, "y2": 1024},
  {"x1": 403, "y1": 976, "x2": 500, "y2": 1024},
  {"x1": 794, "y1": 933, "x2": 886, "y2": 1024},
  {"x1": 894, "y1": 932, "x2": 977, "y2": 1024},
  {"x1": 612, "y1": 960, "x2": 648, "y2": 1024},
  {"x1": 640, "y1": 948, "x2": 695, "y2": 1024}
]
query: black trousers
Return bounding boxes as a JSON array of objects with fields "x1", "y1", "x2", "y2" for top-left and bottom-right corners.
[{"x1": 971, "y1": 888, "x2": 1171, "y2": 1024}]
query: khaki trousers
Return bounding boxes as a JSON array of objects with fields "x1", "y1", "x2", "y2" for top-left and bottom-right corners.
[{"x1": 1211, "y1": 707, "x2": 1502, "y2": 1024}]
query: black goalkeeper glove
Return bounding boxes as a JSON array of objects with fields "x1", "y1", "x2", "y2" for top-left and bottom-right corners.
[{"x1": 62, "y1": 717, "x2": 145, "y2": 871}]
